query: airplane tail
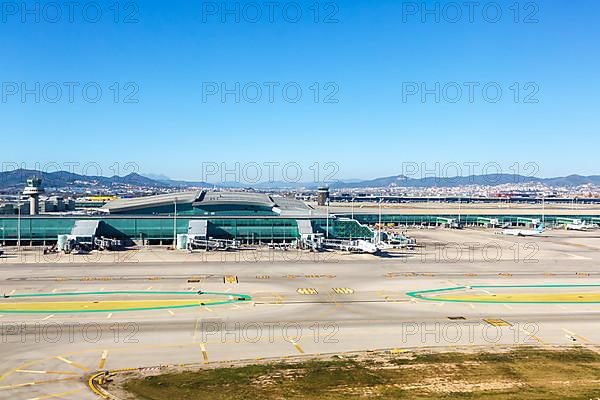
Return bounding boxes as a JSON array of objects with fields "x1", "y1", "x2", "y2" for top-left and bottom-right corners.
[{"x1": 536, "y1": 223, "x2": 545, "y2": 232}]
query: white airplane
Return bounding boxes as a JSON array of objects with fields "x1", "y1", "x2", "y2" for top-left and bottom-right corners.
[
  {"x1": 565, "y1": 221, "x2": 592, "y2": 231},
  {"x1": 502, "y1": 223, "x2": 545, "y2": 237}
]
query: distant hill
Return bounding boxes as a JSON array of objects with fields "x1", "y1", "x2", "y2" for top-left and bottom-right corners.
[
  {"x1": 0, "y1": 169, "x2": 170, "y2": 189},
  {"x1": 2, "y1": 169, "x2": 600, "y2": 191},
  {"x1": 327, "y1": 174, "x2": 600, "y2": 189}
]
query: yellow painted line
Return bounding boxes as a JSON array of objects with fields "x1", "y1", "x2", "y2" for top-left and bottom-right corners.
[
  {"x1": 562, "y1": 328, "x2": 591, "y2": 343},
  {"x1": 167, "y1": 310, "x2": 175, "y2": 316},
  {"x1": 55, "y1": 356, "x2": 89, "y2": 372},
  {"x1": 98, "y1": 350, "x2": 108, "y2": 369},
  {"x1": 438, "y1": 293, "x2": 600, "y2": 303},
  {"x1": 203, "y1": 306, "x2": 214, "y2": 312},
  {"x1": 1, "y1": 298, "x2": 219, "y2": 312},
  {"x1": 26, "y1": 387, "x2": 84, "y2": 400},
  {"x1": 51, "y1": 288, "x2": 58, "y2": 293},
  {"x1": 520, "y1": 328, "x2": 546, "y2": 345},
  {"x1": 41, "y1": 314, "x2": 54, "y2": 321},
  {"x1": 146, "y1": 286, "x2": 153, "y2": 290},
  {"x1": 503, "y1": 304, "x2": 513, "y2": 310},
  {"x1": 107, "y1": 313, "x2": 112, "y2": 319},
  {"x1": 289, "y1": 339, "x2": 304, "y2": 354},
  {"x1": 15, "y1": 370, "x2": 79, "y2": 376},
  {"x1": 0, "y1": 377, "x2": 78, "y2": 390},
  {"x1": 200, "y1": 343, "x2": 209, "y2": 364},
  {"x1": 332, "y1": 288, "x2": 354, "y2": 295}
]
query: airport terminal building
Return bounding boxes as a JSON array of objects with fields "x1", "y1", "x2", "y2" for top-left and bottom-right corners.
[
  {"x1": 0, "y1": 190, "x2": 374, "y2": 245},
  {"x1": 2, "y1": 188, "x2": 600, "y2": 246}
]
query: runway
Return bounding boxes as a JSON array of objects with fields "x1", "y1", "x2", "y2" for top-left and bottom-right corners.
[{"x1": 1, "y1": 228, "x2": 599, "y2": 399}]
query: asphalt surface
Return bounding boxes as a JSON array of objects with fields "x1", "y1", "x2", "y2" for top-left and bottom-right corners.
[{"x1": 1, "y1": 228, "x2": 599, "y2": 399}]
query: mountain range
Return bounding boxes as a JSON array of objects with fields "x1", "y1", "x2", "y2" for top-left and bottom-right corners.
[{"x1": 2, "y1": 169, "x2": 600, "y2": 191}]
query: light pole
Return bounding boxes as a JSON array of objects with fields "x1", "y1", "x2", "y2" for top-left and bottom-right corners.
[
  {"x1": 17, "y1": 201, "x2": 21, "y2": 250},
  {"x1": 325, "y1": 199, "x2": 329, "y2": 239},
  {"x1": 378, "y1": 198, "x2": 383, "y2": 244},
  {"x1": 173, "y1": 199, "x2": 177, "y2": 248}
]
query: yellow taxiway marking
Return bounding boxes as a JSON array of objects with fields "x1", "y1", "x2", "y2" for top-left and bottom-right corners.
[
  {"x1": 167, "y1": 310, "x2": 175, "y2": 316},
  {"x1": 200, "y1": 343, "x2": 209, "y2": 363},
  {"x1": 26, "y1": 387, "x2": 84, "y2": 400},
  {"x1": 41, "y1": 315, "x2": 54, "y2": 321},
  {"x1": 107, "y1": 313, "x2": 112, "y2": 319},
  {"x1": 332, "y1": 287, "x2": 354, "y2": 295},
  {"x1": 98, "y1": 350, "x2": 108, "y2": 369},
  {"x1": 55, "y1": 356, "x2": 89, "y2": 372},
  {"x1": 297, "y1": 288, "x2": 318, "y2": 295},
  {"x1": 562, "y1": 328, "x2": 591, "y2": 343},
  {"x1": 520, "y1": 328, "x2": 546, "y2": 345},
  {"x1": 0, "y1": 377, "x2": 78, "y2": 390},
  {"x1": 15, "y1": 370, "x2": 79, "y2": 376},
  {"x1": 289, "y1": 338, "x2": 305, "y2": 354},
  {"x1": 0, "y1": 299, "x2": 218, "y2": 312},
  {"x1": 437, "y1": 293, "x2": 600, "y2": 303},
  {"x1": 389, "y1": 348, "x2": 406, "y2": 354}
]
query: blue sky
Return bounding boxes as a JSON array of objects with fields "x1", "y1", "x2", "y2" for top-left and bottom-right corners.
[{"x1": 1, "y1": 0, "x2": 598, "y2": 182}]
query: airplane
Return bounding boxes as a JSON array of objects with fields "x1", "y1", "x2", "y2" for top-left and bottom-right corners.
[
  {"x1": 565, "y1": 221, "x2": 593, "y2": 231},
  {"x1": 501, "y1": 223, "x2": 545, "y2": 237}
]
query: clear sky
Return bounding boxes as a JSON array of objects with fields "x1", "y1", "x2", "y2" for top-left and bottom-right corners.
[{"x1": 1, "y1": 0, "x2": 598, "y2": 182}]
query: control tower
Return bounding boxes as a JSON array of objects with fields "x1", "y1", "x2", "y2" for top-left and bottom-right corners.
[
  {"x1": 317, "y1": 187, "x2": 330, "y2": 206},
  {"x1": 23, "y1": 177, "x2": 44, "y2": 215}
]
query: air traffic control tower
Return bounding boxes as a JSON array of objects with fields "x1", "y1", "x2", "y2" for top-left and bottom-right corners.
[{"x1": 23, "y1": 177, "x2": 44, "y2": 215}]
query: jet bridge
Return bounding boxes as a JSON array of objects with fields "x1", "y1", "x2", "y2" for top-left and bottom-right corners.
[
  {"x1": 59, "y1": 220, "x2": 123, "y2": 253},
  {"x1": 186, "y1": 220, "x2": 239, "y2": 251}
]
